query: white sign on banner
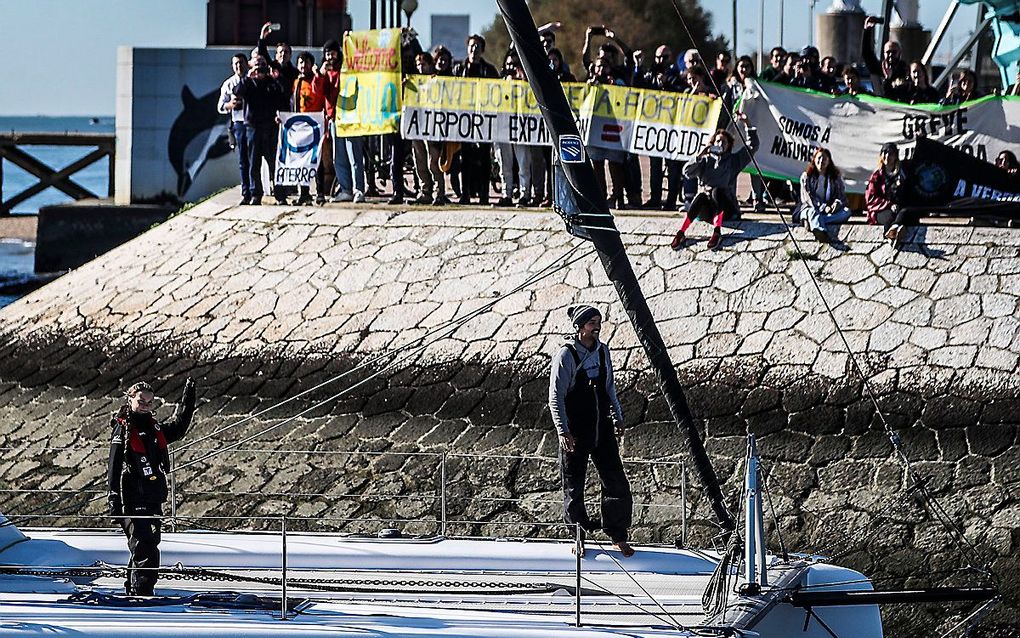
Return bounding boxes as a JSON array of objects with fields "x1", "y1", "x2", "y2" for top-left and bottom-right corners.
[
  {"x1": 739, "y1": 80, "x2": 1020, "y2": 192},
  {"x1": 275, "y1": 112, "x2": 325, "y2": 186}
]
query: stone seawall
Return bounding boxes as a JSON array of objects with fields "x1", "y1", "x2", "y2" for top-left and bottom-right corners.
[{"x1": 0, "y1": 191, "x2": 1018, "y2": 635}]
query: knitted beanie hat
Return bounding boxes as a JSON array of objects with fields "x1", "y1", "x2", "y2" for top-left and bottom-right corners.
[{"x1": 568, "y1": 305, "x2": 601, "y2": 330}]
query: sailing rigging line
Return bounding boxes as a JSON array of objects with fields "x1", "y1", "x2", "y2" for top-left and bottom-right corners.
[
  {"x1": 171, "y1": 242, "x2": 597, "y2": 474},
  {"x1": 5, "y1": 242, "x2": 596, "y2": 528},
  {"x1": 586, "y1": 536, "x2": 687, "y2": 630},
  {"x1": 666, "y1": 0, "x2": 993, "y2": 583}
]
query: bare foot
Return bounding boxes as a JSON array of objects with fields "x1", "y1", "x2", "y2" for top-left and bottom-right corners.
[{"x1": 613, "y1": 541, "x2": 635, "y2": 557}]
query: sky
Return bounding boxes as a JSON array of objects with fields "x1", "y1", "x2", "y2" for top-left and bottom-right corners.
[{"x1": 0, "y1": 0, "x2": 979, "y2": 117}]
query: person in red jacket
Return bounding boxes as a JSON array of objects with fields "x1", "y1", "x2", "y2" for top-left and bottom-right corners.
[
  {"x1": 313, "y1": 40, "x2": 343, "y2": 201},
  {"x1": 865, "y1": 142, "x2": 910, "y2": 248}
]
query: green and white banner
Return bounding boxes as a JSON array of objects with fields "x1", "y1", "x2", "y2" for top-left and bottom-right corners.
[{"x1": 739, "y1": 80, "x2": 1020, "y2": 192}]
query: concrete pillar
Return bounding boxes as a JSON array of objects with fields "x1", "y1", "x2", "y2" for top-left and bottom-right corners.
[
  {"x1": 891, "y1": 25, "x2": 931, "y2": 64},
  {"x1": 818, "y1": 10, "x2": 866, "y2": 65}
]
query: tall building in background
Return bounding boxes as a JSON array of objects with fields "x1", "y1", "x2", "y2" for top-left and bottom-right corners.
[
  {"x1": 431, "y1": 14, "x2": 470, "y2": 59},
  {"x1": 206, "y1": 0, "x2": 351, "y2": 47}
]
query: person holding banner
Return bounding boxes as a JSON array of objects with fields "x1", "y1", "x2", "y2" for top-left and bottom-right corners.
[
  {"x1": 454, "y1": 34, "x2": 499, "y2": 205},
  {"x1": 314, "y1": 39, "x2": 343, "y2": 201},
  {"x1": 672, "y1": 113, "x2": 758, "y2": 250},
  {"x1": 793, "y1": 148, "x2": 852, "y2": 244},
  {"x1": 410, "y1": 52, "x2": 449, "y2": 206},
  {"x1": 234, "y1": 57, "x2": 289, "y2": 205},
  {"x1": 292, "y1": 51, "x2": 326, "y2": 205}
]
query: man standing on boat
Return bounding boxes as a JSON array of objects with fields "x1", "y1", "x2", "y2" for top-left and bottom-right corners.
[
  {"x1": 107, "y1": 379, "x2": 197, "y2": 595},
  {"x1": 549, "y1": 305, "x2": 634, "y2": 557}
]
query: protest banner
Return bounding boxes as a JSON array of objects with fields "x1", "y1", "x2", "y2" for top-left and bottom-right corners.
[
  {"x1": 275, "y1": 112, "x2": 325, "y2": 186},
  {"x1": 739, "y1": 80, "x2": 1020, "y2": 192},
  {"x1": 903, "y1": 138, "x2": 1020, "y2": 215},
  {"x1": 335, "y1": 28, "x2": 401, "y2": 137},
  {"x1": 400, "y1": 76, "x2": 720, "y2": 162}
]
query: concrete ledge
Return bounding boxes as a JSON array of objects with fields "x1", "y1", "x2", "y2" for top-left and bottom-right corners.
[{"x1": 34, "y1": 199, "x2": 174, "y2": 272}]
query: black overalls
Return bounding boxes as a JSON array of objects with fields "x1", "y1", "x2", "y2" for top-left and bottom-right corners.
[{"x1": 559, "y1": 344, "x2": 633, "y2": 543}]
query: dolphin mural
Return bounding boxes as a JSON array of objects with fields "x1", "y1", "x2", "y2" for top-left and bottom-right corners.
[{"x1": 167, "y1": 85, "x2": 233, "y2": 198}]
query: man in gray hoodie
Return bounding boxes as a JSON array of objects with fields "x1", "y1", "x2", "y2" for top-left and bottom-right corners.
[{"x1": 548, "y1": 305, "x2": 633, "y2": 557}]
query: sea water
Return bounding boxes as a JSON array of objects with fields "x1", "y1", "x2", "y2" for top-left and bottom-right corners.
[{"x1": 0, "y1": 116, "x2": 112, "y2": 308}]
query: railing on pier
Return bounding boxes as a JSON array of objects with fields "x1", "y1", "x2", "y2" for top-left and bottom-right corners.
[{"x1": 0, "y1": 132, "x2": 115, "y2": 216}]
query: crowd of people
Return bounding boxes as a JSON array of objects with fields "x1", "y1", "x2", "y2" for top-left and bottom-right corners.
[{"x1": 216, "y1": 19, "x2": 1019, "y2": 250}]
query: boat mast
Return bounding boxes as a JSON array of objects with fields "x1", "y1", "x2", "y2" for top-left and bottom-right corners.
[{"x1": 495, "y1": 0, "x2": 736, "y2": 532}]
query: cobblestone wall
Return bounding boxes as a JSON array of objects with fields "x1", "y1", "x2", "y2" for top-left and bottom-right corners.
[{"x1": 0, "y1": 192, "x2": 1018, "y2": 635}]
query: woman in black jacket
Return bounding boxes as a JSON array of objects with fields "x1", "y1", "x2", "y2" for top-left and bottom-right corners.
[{"x1": 108, "y1": 378, "x2": 196, "y2": 595}]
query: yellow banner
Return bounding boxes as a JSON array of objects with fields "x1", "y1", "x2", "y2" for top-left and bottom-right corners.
[
  {"x1": 401, "y1": 76, "x2": 722, "y2": 161},
  {"x1": 336, "y1": 28, "x2": 401, "y2": 137},
  {"x1": 402, "y1": 77, "x2": 718, "y2": 128}
]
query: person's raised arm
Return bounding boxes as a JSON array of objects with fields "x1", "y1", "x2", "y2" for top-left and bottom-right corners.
[
  {"x1": 861, "y1": 16, "x2": 882, "y2": 77},
  {"x1": 537, "y1": 21, "x2": 562, "y2": 36},
  {"x1": 162, "y1": 378, "x2": 196, "y2": 444},
  {"x1": 581, "y1": 26, "x2": 596, "y2": 71}
]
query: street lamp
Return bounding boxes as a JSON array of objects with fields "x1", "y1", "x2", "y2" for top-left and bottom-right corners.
[{"x1": 402, "y1": 0, "x2": 418, "y2": 26}]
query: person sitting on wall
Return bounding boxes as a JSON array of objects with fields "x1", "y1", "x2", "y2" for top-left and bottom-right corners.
[
  {"x1": 865, "y1": 142, "x2": 911, "y2": 248},
  {"x1": 108, "y1": 379, "x2": 197, "y2": 596},
  {"x1": 671, "y1": 112, "x2": 758, "y2": 250},
  {"x1": 793, "y1": 147, "x2": 853, "y2": 244}
]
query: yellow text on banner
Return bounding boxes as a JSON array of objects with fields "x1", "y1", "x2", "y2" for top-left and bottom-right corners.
[{"x1": 336, "y1": 28, "x2": 401, "y2": 137}]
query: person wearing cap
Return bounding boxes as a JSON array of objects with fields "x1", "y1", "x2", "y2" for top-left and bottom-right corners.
[
  {"x1": 108, "y1": 378, "x2": 197, "y2": 595},
  {"x1": 865, "y1": 142, "x2": 910, "y2": 247},
  {"x1": 548, "y1": 305, "x2": 633, "y2": 557}
]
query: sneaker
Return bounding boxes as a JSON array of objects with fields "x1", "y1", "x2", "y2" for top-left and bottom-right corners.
[
  {"x1": 457, "y1": 195, "x2": 471, "y2": 205},
  {"x1": 413, "y1": 194, "x2": 432, "y2": 205},
  {"x1": 432, "y1": 194, "x2": 451, "y2": 206},
  {"x1": 812, "y1": 228, "x2": 831, "y2": 244},
  {"x1": 352, "y1": 190, "x2": 365, "y2": 204},
  {"x1": 314, "y1": 196, "x2": 325, "y2": 206},
  {"x1": 387, "y1": 193, "x2": 403, "y2": 205},
  {"x1": 538, "y1": 198, "x2": 552, "y2": 208},
  {"x1": 707, "y1": 229, "x2": 722, "y2": 249},
  {"x1": 516, "y1": 196, "x2": 534, "y2": 208},
  {"x1": 885, "y1": 224, "x2": 901, "y2": 243},
  {"x1": 496, "y1": 196, "x2": 513, "y2": 207},
  {"x1": 295, "y1": 195, "x2": 313, "y2": 206},
  {"x1": 670, "y1": 230, "x2": 686, "y2": 250},
  {"x1": 612, "y1": 541, "x2": 635, "y2": 558},
  {"x1": 239, "y1": 197, "x2": 251, "y2": 206},
  {"x1": 331, "y1": 192, "x2": 353, "y2": 203},
  {"x1": 643, "y1": 199, "x2": 662, "y2": 209}
]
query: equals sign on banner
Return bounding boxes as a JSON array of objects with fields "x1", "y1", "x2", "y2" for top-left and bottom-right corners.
[{"x1": 601, "y1": 124, "x2": 623, "y2": 143}]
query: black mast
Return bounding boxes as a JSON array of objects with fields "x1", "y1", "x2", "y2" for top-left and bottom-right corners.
[{"x1": 495, "y1": 0, "x2": 735, "y2": 532}]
